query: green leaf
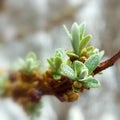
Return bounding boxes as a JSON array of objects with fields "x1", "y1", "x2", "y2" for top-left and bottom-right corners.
[
  {"x1": 84, "y1": 53, "x2": 100, "y2": 74},
  {"x1": 18, "y1": 52, "x2": 41, "y2": 74},
  {"x1": 61, "y1": 64, "x2": 76, "y2": 80},
  {"x1": 87, "y1": 46, "x2": 94, "y2": 51},
  {"x1": 55, "y1": 48, "x2": 68, "y2": 62},
  {"x1": 53, "y1": 74, "x2": 61, "y2": 80},
  {"x1": 66, "y1": 59, "x2": 73, "y2": 68},
  {"x1": 79, "y1": 68, "x2": 88, "y2": 80},
  {"x1": 86, "y1": 46, "x2": 95, "y2": 55},
  {"x1": 73, "y1": 61, "x2": 86, "y2": 77},
  {"x1": 54, "y1": 56, "x2": 62, "y2": 71},
  {"x1": 55, "y1": 49, "x2": 64, "y2": 57},
  {"x1": 81, "y1": 77, "x2": 100, "y2": 88},
  {"x1": 71, "y1": 23, "x2": 80, "y2": 54},
  {"x1": 98, "y1": 51, "x2": 104, "y2": 60},
  {"x1": 78, "y1": 34, "x2": 92, "y2": 55},
  {"x1": 79, "y1": 22, "x2": 86, "y2": 40},
  {"x1": 66, "y1": 51, "x2": 79, "y2": 58},
  {"x1": 47, "y1": 58, "x2": 55, "y2": 70},
  {"x1": 63, "y1": 25, "x2": 72, "y2": 40}
]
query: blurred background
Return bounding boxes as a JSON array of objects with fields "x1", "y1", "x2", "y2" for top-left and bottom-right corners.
[{"x1": 0, "y1": 0, "x2": 120, "y2": 120}]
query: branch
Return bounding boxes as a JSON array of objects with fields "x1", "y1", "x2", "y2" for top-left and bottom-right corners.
[
  {"x1": 1, "y1": 50, "x2": 119, "y2": 114},
  {"x1": 93, "y1": 50, "x2": 120, "y2": 75},
  {"x1": 0, "y1": 21, "x2": 120, "y2": 115}
]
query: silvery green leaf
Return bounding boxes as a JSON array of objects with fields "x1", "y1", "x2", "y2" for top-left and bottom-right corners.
[
  {"x1": 53, "y1": 74, "x2": 61, "y2": 80},
  {"x1": 78, "y1": 34, "x2": 92, "y2": 55},
  {"x1": 61, "y1": 64, "x2": 76, "y2": 80},
  {"x1": 66, "y1": 59, "x2": 73, "y2": 68},
  {"x1": 55, "y1": 48, "x2": 68, "y2": 62},
  {"x1": 79, "y1": 68, "x2": 88, "y2": 80},
  {"x1": 79, "y1": 22, "x2": 86, "y2": 40},
  {"x1": 63, "y1": 25, "x2": 72, "y2": 40},
  {"x1": 13, "y1": 52, "x2": 41, "y2": 74},
  {"x1": 71, "y1": 23, "x2": 80, "y2": 54},
  {"x1": 94, "y1": 48, "x2": 99, "y2": 53},
  {"x1": 66, "y1": 51, "x2": 79, "y2": 58},
  {"x1": 98, "y1": 51, "x2": 104, "y2": 60},
  {"x1": 87, "y1": 46, "x2": 94, "y2": 51},
  {"x1": 86, "y1": 46, "x2": 95, "y2": 55},
  {"x1": 85, "y1": 53, "x2": 100, "y2": 74},
  {"x1": 47, "y1": 58, "x2": 55, "y2": 70},
  {"x1": 81, "y1": 77, "x2": 100, "y2": 88},
  {"x1": 73, "y1": 61, "x2": 86, "y2": 77},
  {"x1": 54, "y1": 56, "x2": 62, "y2": 70},
  {"x1": 55, "y1": 48, "x2": 64, "y2": 57}
]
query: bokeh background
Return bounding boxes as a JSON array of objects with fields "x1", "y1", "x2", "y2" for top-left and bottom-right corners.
[{"x1": 0, "y1": 0, "x2": 120, "y2": 120}]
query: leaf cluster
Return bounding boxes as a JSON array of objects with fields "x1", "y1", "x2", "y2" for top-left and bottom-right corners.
[
  {"x1": 47, "y1": 22, "x2": 104, "y2": 89},
  {"x1": 17, "y1": 52, "x2": 41, "y2": 75}
]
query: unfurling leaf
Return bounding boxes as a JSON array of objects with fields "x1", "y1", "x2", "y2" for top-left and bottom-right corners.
[
  {"x1": 73, "y1": 61, "x2": 86, "y2": 77},
  {"x1": 86, "y1": 46, "x2": 95, "y2": 55},
  {"x1": 66, "y1": 51, "x2": 79, "y2": 58},
  {"x1": 53, "y1": 74, "x2": 61, "y2": 80},
  {"x1": 79, "y1": 22, "x2": 86, "y2": 40},
  {"x1": 81, "y1": 77, "x2": 100, "y2": 88},
  {"x1": 55, "y1": 48, "x2": 68, "y2": 62},
  {"x1": 79, "y1": 69, "x2": 88, "y2": 80},
  {"x1": 63, "y1": 25, "x2": 72, "y2": 40}
]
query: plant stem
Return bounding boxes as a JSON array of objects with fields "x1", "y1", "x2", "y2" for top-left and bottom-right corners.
[{"x1": 93, "y1": 50, "x2": 120, "y2": 75}]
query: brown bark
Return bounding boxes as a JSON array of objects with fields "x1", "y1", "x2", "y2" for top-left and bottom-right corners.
[{"x1": 93, "y1": 50, "x2": 120, "y2": 75}]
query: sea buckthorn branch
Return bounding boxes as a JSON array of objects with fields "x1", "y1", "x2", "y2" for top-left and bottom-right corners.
[
  {"x1": 0, "y1": 23, "x2": 120, "y2": 116},
  {"x1": 93, "y1": 50, "x2": 120, "y2": 75}
]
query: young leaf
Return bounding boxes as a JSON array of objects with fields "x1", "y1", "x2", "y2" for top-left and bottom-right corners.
[
  {"x1": 54, "y1": 56, "x2": 62, "y2": 71},
  {"x1": 61, "y1": 64, "x2": 76, "y2": 80},
  {"x1": 19, "y1": 52, "x2": 41, "y2": 74},
  {"x1": 79, "y1": 22, "x2": 86, "y2": 40},
  {"x1": 66, "y1": 59, "x2": 73, "y2": 68},
  {"x1": 73, "y1": 61, "x2": 86, "y2": 77},
  {"x1": 78, "y1": 34, "x2": 92, "y2": 55},
  {"x1": 84, "y1": 53, "x2": 100, "y2": 74},
  {"x1": 47, "y1": 58, "x2": 55, "y2": 70},
  {"x1": 63, "y1": 25, "x2": 72, "y2": 40},
  {"x1": 66, "y1": 51, "x2": 79, "y2": 58},
  {"x1": 55, "y1": 48, "x2": 68, "y2": 62},
  {"x1": 98, "y1": 51, "x2": 104, "y2": 60},
  {"x1": 79, "y1": 68, "x2": 88, "y2": 80},
  {"x1": 81, "y1": 77, "x2": 100, "y2": 88},
  {"x1": 86, "y1": 46, "x2": 95, "y2": 55},
  {"x1": 53, "y1": 74, "x2": 61, "y2": 80},
  {"x1": 71, "y1": 23, "x2": 80, "y2": 54}
]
